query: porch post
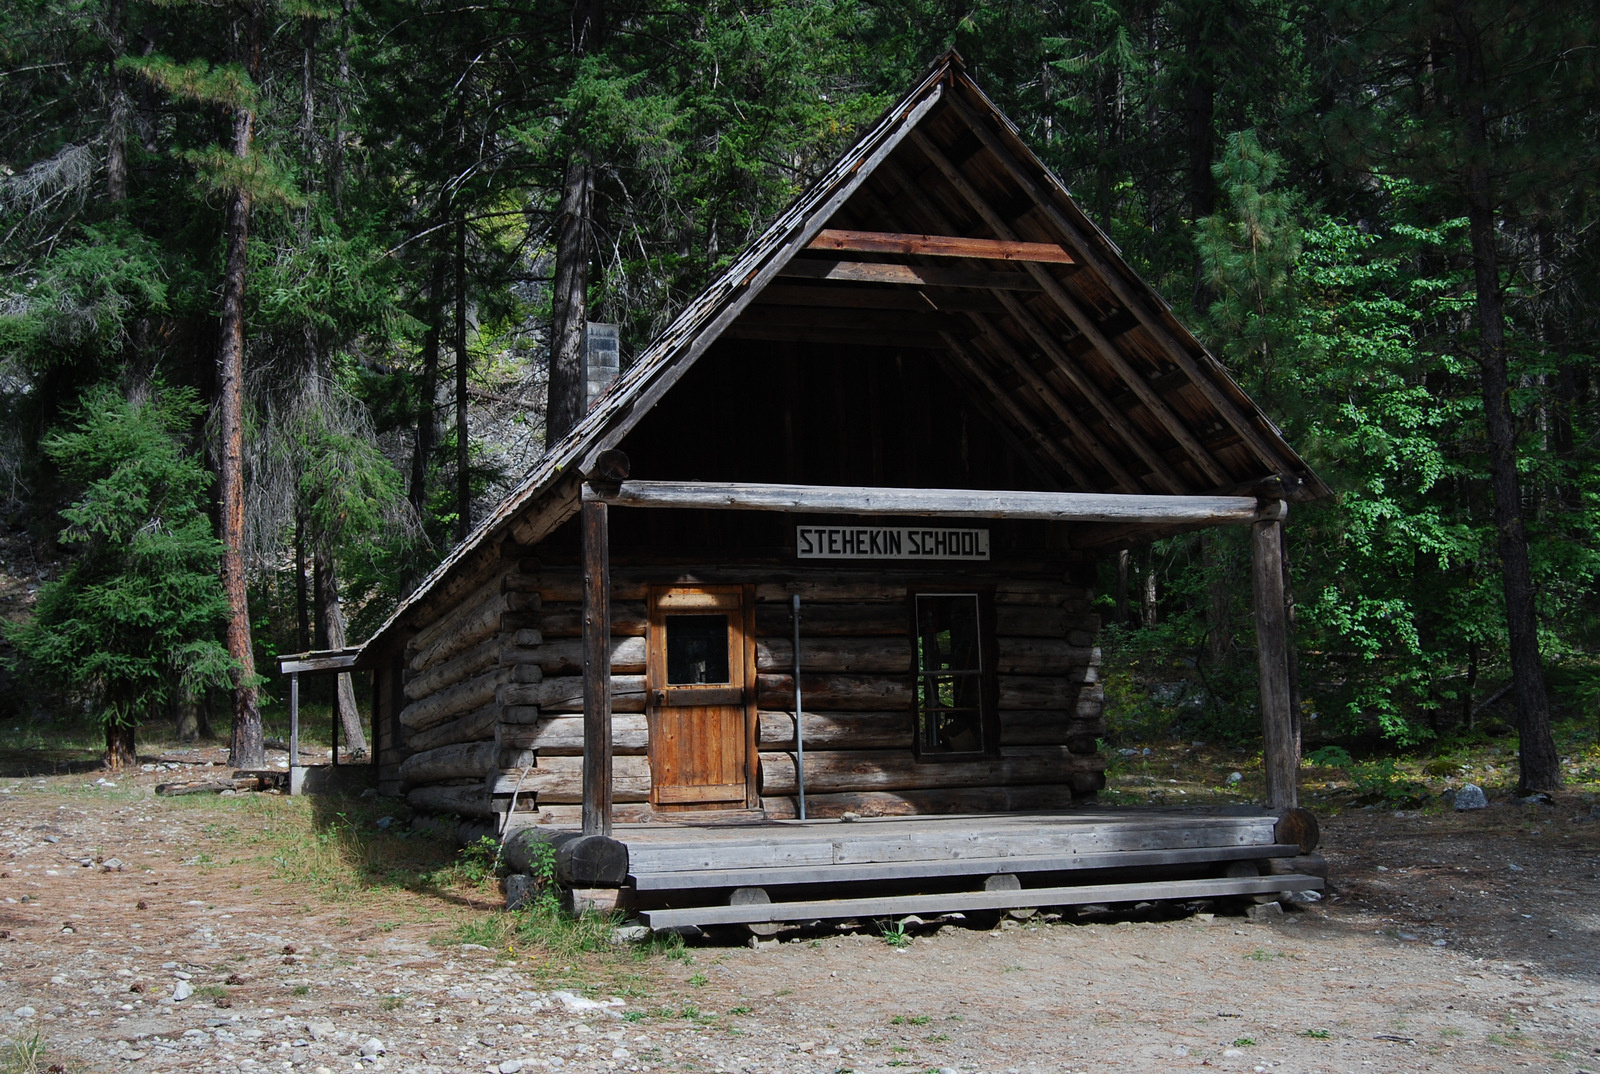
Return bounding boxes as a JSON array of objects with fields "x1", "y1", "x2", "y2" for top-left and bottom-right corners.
[
  {"x1": 1251, "y1": 500, "x2": 1298, "y2": 809},
  {"x1": 581, "y1": 495, "x2": 613, "y2": 836}
]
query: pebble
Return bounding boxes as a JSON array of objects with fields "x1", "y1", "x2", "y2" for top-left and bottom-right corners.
[
  {"x1": 1227, "y1": 772, "x2": 1244, "y2": 784},
  {"x1": 610, "y1": 924, "x2": 650, "y2": 944},
  {"x1": 13, "y1": 1006, "x2": 37, "y2": 1018},
  {"x1": 499, "y1": 1061, "x2": 524, "y2": 1073},
  {"x1": 1224, "y1": 1048, "x2": 1245, "y2": 1057},
  {"x1": 171, "y1": 982, "x2": 194, "y2": 1002},
  {"x1": 360, "y1": 1038, "x2": 385, "y2": 1057},
  {"x1": 306, "y1": 1021, "x2": 335, "y2": 1041}
]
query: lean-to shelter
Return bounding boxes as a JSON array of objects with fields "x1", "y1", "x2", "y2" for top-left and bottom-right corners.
[{"x1": 352, "y1": 52, "x2": 1329, "y2": 926}]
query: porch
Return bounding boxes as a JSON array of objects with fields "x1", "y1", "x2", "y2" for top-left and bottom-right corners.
[{"x1": 504, "y1": 807, "x2": 1324, "y2": 931}]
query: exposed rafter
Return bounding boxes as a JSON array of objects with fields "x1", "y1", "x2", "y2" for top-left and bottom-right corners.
[{"x1": 806, "y1": 228, "x2": 1074, "y2": 263}]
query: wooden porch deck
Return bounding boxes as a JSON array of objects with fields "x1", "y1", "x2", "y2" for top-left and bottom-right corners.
[{"x1": 510, "y1": 808, "x2": 1323, "y2": 930}]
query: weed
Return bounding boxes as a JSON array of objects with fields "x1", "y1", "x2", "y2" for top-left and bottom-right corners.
[
  {"x1": 890, "y1": 1015, "x2": 930, "y2": 1026},
  {"x1": 1303, "y1": 1028, "x2": 1331, "y2": 1039},
  {"x1": 0, "y1": 1031, "x2": 46, "y2": 1074},
  {"x1": 1246, "y1": 948, "x2": 1285, "y2": 961},
  {"x1": 379, "y1": 995, "x2": 406, "y2": 1011},
  {"x1": 926, "y1": 1033, "x2": 950, "y2": 1043},
  {"x1": 688, "y1": 972, "x2": 708, "y2": 987},
  {"x1": 678, "y1": 1004, "x2": 701, "y2": 1019},
  {"x1": 728, "y1": 1006, "x2": 751, "y2": 1015},
  {"x1": 621, "y1": 1011, "x2": 646, "y2": 1024},
  {"x1": 877, "y1": 919, "x2": 912, "y2": 948},
  {"x1": 1305, "y1": 746, "x2": 1353, "y2": 768},
  {"x1": 1439, "y1": 1028, "x2": 1464, "y2": 1039},
  {"x1": 442, "y1": 915, "x2": 510, "y2": 949},
  {"x1": 194, "y1": 984, "x2": 228, "y2": 1000},
  {"x1": 291, "y1": 985, "x2": 311, "y2": 997},
  {"x1": 1232, "y1": 1037, "x2": 1257, "y2": 1047}
]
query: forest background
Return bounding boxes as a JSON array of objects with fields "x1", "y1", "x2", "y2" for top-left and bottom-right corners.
[{"x1": 1, "y1": 0, "x2": 1597, "y2": 790}]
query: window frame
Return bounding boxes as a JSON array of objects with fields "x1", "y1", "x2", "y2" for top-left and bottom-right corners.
[{"x1": 908, "y1": 586, "x2": 1000, "y2": 761}]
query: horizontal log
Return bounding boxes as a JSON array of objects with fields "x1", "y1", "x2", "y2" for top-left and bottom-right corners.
[
  {"x1": 536, "y1": 602, "x2": 649, "y2": 638},
  {"x1": 757, "y1": 637, "x2": 910, "y2": 674},
  {"x1": 502, "y1": 804, "x2": 655, "y2": 826},
  {"x1": 755, "y1": 603, "x2": 909, "y2": 637},
  {"x1": 1000, "y1": 673, "x2": 1097, "y2": 708},
  {"x1": 759, "y1": 784, "x2": 1081, "y2": 820},
  {"x1": 503, "y1": 828, "x2": 630, "y2": 887},
  {"x1": 991, "y1": 640, "x2": 1099, "y2": 674},
  {"x1": 490, "y1": 756, "x2": 651, "y2": 802},
  {"x1": 757, "y1": 673, "x2": 910, "y2": 709},
  {"x1": 504, "y1": 628, "x2": 544, "y2": 649},
  {"x1": 507, "y1": 636, "x2": 647, "y2": 676},
  {"x1": 995, "y1": 606, "x2": 1096, "y2": 637},
  {"x1": 400, "y1": 740, "x2": 497, "y2": 787},
  {"x1": 758, "y1": 746, "x2": 1100, "y2": 796},
  {"x1": 409, "y1": 571, "x2": 512, "y2": 659},
  {"x1": 999, "y1": 709, "x2": 1105, "y2": 748},
  {"x1": 496, "y1": 714, "x2": 650, "y2": 755},
  {"x1": 588, "y1": 481, "x2": 1267, "y2": 525},
  {"x1": 406, "y1": 783, "x2": 493, "y2": 818},
  {"x1": 404, "y1": 700, "x2": 501, "y2": 753},
  {"x1": 399, "y1": 667, "x2": 508, "y2": 733},
  {"x1": 777, "y1": 257, "x2": 1043, "y2": 291},
  {"x1": 757, "y1": 710, "x2": 912, "y2": 750},
  {"x1": 805, "y1": 228, "x2": 1074, "y2": 263},
  {"x1": 500, "y1": 675, "x2": 647, "y2": 713},
  {"x1": 406, "y1": 634, "x2": 502, "y2": 701}
]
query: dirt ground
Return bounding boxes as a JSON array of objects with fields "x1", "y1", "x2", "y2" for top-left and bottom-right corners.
[{"x1": 2, "y1": 751, "x2": 1599, "y2": 1074}]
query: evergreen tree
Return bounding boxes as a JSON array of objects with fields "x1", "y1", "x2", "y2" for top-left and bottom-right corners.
[{"x1": 6, "y1": 383, "x2": 235, "y2": 768}]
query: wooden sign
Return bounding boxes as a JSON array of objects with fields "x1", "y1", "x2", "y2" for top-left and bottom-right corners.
[{"x1": 796, "y1": 525, "x2": 990, "y2": 561}]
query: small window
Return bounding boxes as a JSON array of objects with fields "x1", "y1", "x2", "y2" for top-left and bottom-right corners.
[
  {"x1": 913, "y1": 593, "x2": 987, "y2": 755},
  {"x1": 665, "y1": 614, "x2": 731, "y2": 685}
]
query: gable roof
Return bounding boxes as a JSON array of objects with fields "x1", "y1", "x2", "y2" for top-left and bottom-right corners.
[{"x1": 360, "y1": 51, "x2": 1325, "y2": 658}]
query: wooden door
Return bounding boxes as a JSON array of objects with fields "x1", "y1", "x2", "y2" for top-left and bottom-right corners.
[{"x1": 647, "y1": 586, "x2": 756, "y2": 811}]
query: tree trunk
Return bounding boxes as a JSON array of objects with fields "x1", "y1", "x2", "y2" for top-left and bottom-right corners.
[
  {"x1": 106, "y1": 0, "x2": 128, "y2": 201},
  {"x1": 222, "y1": 2, "x2": 264, "y2": 771},
  {"x1": 409, "y1": 254, "x2": 446, "y2": 518},
  {"x1": 1181, "y1": 0, "x2": 1217, "y2": 314},
  {"x1": 1455, "y1": 6, "x2": 1560, "y2": 794},
  {"x1": 315, "y1": 546, "x2": 368, "y2": 755},
  {"x1": 454, "y1": 215, "x2": 471, "y2": 543},
  {"x1": 1115, "y1": 547, "x2": 1130, "y2": 625},
  {"x1": 294, "y1": 510, "x2": 310, "y2": 652},
  {"x1": 175, "y1": 699, "x2": 200, "y2": 742},
  {"x1": 545, "y1": 148, "x2": 593, "y2": 445},
  {"x1": 1141, "y1": 564, "x2": 1158, "y2": 628},
  {"x1": 106, "y1": 720, "x2": 136, "y2": 771}
]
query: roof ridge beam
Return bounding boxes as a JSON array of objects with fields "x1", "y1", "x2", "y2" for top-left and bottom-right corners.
[{"x1": 806, "y1": 228, "x2": 1073, "y2": 263}]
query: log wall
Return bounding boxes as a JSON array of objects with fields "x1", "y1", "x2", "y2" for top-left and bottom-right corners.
[{"x1": 388, "y1": 555, "x2": 1106, "y2": 825}]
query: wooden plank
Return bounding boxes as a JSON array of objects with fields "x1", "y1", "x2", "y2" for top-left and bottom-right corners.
[
  {"x1": 624, "y1": 818, "x2": 1275, "y2": 873},
  {"x1": 1252, "y1": 507, "x2": 1298, "y2": 810},
  {"x1": 805, "y1": 228, "x2": 1073, "y2": 263},
  {"x1": 631, "y1": 842, "x2": 1304, "y2": 890},
  {"x1": 513, "y1": 636, "x2": 646, "y2": 676},
  {"x1": 777, "y1": 257, "x2": 1040, "y2": 290},
  {"x1": 537, "y1": 601, "x2": 648, "y2": 638},
  {"x1": 588, "y1": 480, "x2": 1265, "y2": 525},
  {"x1": 581, "y1": 498, "x2": 613, "y2": 836},
  {"x1": 756, "y1": 636, "x2": 911, "y2": 674},
  {"x1": 638, "y1": 874, "x2": 1322, "y2": 928},
  {"x1": 278, "y1": 649, "x2": 360, "y2": 674}
]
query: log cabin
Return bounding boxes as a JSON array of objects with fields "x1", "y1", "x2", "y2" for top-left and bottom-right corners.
[{"x1": 352, "y1": 52, "x2": 1331, "y2": 928}]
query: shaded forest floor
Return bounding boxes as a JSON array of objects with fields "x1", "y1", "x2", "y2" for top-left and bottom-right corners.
[{"x1": 1, "y1": 744, "x2": 1598, "y2": 1073}]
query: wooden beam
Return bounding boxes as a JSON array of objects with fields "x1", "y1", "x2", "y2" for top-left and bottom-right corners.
[
  {"x1": 1251, "y1": 502, "x2": 1298, "y2": 811},
  {"x1": 584, "y1": 479, "x2": 1267, "y2": 525},
  {"x1": 806, "y1": 228, "x2": 1074, "y2": 263},
  {"x1": 721, "y1": 323, "x2": 946, "y2": 349},
  {"x1": 581, "y1": 497, "x2": 613, "y2": 837},
  {"x1": 777, "y1": 257, "x2": 1039, "y2": 291},
  {"x1": 278, "y1": 649, "x2": 361, "y2": 675},
  {"x1": 905, "y1": 130, "x2": 1233, "y2": 487},
  {"x1": 945, "y1": 89, "x2": 1296, "y2": 478},
  {"x1": 754, "y1": 284, "x2": 1006, "y2": 313},
  {"x1": 935, "y1": 332, "x2": 1095, "y2": 489}
]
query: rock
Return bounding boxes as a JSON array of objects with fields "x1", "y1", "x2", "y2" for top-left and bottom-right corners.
[
  {"x1": 306, "y1": 1021, "x2": 335, "y2": 1041},
  {"x1": 551, "y1": 991, "x2": 624, "y2": 1014},
  {"x1": 1246, "y1": 902, "x2": 1283, "y2": 922},
  {"x1": 173, "y1": 971, "x2": 192, "y2": 981},
  {"x1": 374, "y1": 816, "x2": 394, "y2": 830},
  {"x1": 1286, "y1": 890, "x2": 1322, "y2": 905},
  {"x1": 499, "y1": 1060, "x2": 524, "y2": 1073},
  {"x1": 360, "y1": 1038, "x2": 385, "y2": 1057},
  {"x1": 1224, "y1": 1049, "x2": 1245, "y2": 1058},
  {"x1": 505, "y1": 874, "x2": 541, "y2": 912},
  {"x1": 1516, "y1": 792, "x2": 1554, "y2": 807},
  {"x1": 610, "y1": 924, "x2": 650, "y2": 944},
  {"x1": 1507, "y1": 862, "x2": 1524, "y2": 872},
  {"x1": 1454, "y1": 784, "x2": 1488, "y2": 811},
  {"x1": 102, "y1": 858, "x2": 124, "y2": 872},
  {"x1": 13, "y1": 1006, "x2": 36, "y2": 1018},
  {"x1": 171, "y1": 982, "x2": 194, "y2": 1002}
]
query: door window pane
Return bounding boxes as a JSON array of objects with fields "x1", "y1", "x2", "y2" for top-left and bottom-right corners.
[
  {"x1": 665, "y1": 614, "x2": 730, "y2": 685},
  {"x1": 914, "y1": 594, "x2": 984, "y2": 753}
]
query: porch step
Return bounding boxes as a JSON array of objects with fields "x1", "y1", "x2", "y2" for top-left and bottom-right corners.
[
  {"x1": 637, "y1": 873, "x2": 1323, "y2": 930},
  {"x1": 630, "y1": 842, "x2": 1304, "y2": 891}
]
